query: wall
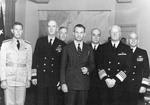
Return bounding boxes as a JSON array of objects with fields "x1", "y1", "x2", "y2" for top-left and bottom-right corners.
[
  {"x1": 15, "y1": 0, "x2": 116, "y2": 50},
  {"x1": 15, "y1": 0, "x2": 26, "y2": 39},
  {"x1": 115, "y1": 0, "x2": 150, "y2": 58}
]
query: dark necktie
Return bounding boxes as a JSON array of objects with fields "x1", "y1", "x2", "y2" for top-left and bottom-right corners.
[
  {"x1": 113, "y1": 43, "x2": 116, "y2": 48},
  {"x1": 78, "y1": 44, "x2": 82, "y2": 53},
  {"x1": 131, "y1": 48, "x2": 134, "y2": 53},
  {"x1": 17, "y1": 40, "x2": 20, "y2": 49},
  {"x1": 49, "y1": 39, "x2": 52, "y2": 46},
  {"x1": 94, "y1": 45, "x2": 96, "y2": 51}
]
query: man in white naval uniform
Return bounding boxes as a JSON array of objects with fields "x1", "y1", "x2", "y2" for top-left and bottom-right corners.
[{"x1": 0, "y1": 22, "x2": 32, "y2": 105}]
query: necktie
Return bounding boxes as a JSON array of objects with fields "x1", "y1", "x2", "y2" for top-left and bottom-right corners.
[
  {"x1": 49, "y1": 39, "x2": 52, "y2": 46},
  {"x1": 78, "y1": 44, "x2": 82, "y2": 53},
  {"x1": 113, "y1": 43, "x2": 116, "y2": 48},
  {"x1": 94, "y1": 45, "x2": 96, "y2": 51},
  {"x1": 131, "y1": 48, "x2": 134, "y2": 53},
  {"x1": 17, "y1": 40, "x2": 20, "y2": 49}
]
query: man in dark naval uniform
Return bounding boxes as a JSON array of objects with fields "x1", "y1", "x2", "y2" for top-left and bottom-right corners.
[
  {"x1": 123, "y1": 32, "x2": 150, "y2": 105},
  {"x1": 87, "y1": 28, "x2": 102, "y2": 105},
  {"x1": 32, "y1": 20, "x2": 66, "y2": 105},
  {"x1": 98, "y1": 25, "x2": 131, "y2": 105}
]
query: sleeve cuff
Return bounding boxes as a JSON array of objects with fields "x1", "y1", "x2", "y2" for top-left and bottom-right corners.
[
  {"x1": 142, "y1": 78, "x2": 150, "y2": 86},
  {"x1": 98, "y1": 69, "x2": 107, "y2": 80}
]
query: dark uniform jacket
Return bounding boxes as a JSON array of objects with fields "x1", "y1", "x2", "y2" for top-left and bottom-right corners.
[
  {"x1": 125, "y1": 47, "x2": 150, "y2": 92},
  {"x1": 60, "y1": 42, "x2": 95, "y2": 90},
  {"x1": 98, "y1": 41, "x2": 131, "y2": 84},
  {"x1": 32, "y1": 36, "x2": 66, "y2": 87},
  {"x1": 89, "y1": 44, "x2": 102, "y2": 87}
]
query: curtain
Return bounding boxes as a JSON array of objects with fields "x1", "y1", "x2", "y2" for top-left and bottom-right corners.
[{"x1": 5, "y1": 0, "x2": 16, "y2": 39}]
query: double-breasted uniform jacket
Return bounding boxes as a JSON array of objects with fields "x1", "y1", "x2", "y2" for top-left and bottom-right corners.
[
  {"x1": 0, "y1": 38, "x2": 32, "y2": 86},
  {"x1": 60, "y1": 42, "x2": 95, "y2": 90},
  {"x1": 97, "y1": 40, "x2": 132, "y2": 105},
  {"x1": 98, "y1": 40, "x2": 131, "y2": 84},
  {"x1": 32, "y1": 36, "x2": 66, "y2": 87},
  {"x1": 125, "y1": 47, "x2": 150, "y2": 92}
]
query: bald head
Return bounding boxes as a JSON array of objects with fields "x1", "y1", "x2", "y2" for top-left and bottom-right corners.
[
  {"x1": 128, "y1": 32, "x2": 138, "y2": 47},
  {"x1": 129, "y1": 32, "x2": 138, "y2": 39},
  {"x1": 47, "y1": 20, "x2": 58, "y2": 36}
]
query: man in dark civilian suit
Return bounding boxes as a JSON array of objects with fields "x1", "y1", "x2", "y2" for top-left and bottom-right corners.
[
  {"x1": 60, "y1": 24, "x2": 95, "y2": 105},
  {"x1": 123, "y1": 32, "x2": 150, "y2": 105},
  {"x1": 98, "y1": 25, "x2": 131, "y2": 105},
  {"x1": 87, "y1": 28, "x2": 102, "y2": 105},
  {"x1": 32, "y1": 20, "x2": 66, "y2": 105}
]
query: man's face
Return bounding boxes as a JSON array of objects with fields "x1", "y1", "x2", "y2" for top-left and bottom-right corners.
[
  {"x1": 59, "y1": 28, "x2": 67, "y2": 41},
  {"x1": 74, "y1": 27, "x2": 85, "y2": 42},
  {"x1": 91, "y1": 29, "x2": 101, "y2": 44},
  {"x1": 129, "y1": 33, "x2": 138, "y2": 47},
  {"x1": 12, "y1": 25, "x2": 23, "y2": 39},
  {"x1": 48, "y1": 20, "x2": 57, "y2": 35},
  {"x1": 110, "y1": 26, "x2": 121, "y2": 41}
]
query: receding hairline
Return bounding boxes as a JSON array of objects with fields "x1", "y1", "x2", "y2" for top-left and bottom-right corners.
[{"x1": 91, "y1": 28, "x2": 101, "y2": 34}]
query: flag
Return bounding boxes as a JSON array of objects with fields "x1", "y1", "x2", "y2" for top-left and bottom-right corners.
[{"x1": 0, "y1": 5, "x2": 5, "y2": 47}]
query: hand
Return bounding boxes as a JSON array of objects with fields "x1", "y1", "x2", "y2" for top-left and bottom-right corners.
[
  {"x1": 105, "y1": 78, "x2": 116, "y2": 88},
  {"x1": 1, "y1": 80, "x2": 7, "y2": 89},
  {"x1": 81, "y1": 67, "x2": 88, "y2": 75},
  {"x1": 57, "y1": 82, "x2": 61, "y2": 90},
  {"x1": 105, "y1": 78, "x2": 113, "y2": 88},
  {"x1": 26, "y1": 80, "x2": 31, "y2": 88},
  {"x1": 111, "y1": 79, "x2": 116, "y2": 87},
  {"x1": 32, "y1": 79, "x2": 37, "y2": 85},
  {"x1": 61, "y1": 84, "x2": 68, "y2": 93},
  {"x1": 139, "y1": 86, "x2": 146, "y2": 93}
]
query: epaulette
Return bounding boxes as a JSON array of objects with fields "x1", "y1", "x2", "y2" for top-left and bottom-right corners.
[
  {"x1": 24, "y1": 40, "x2": 31, "y2": 45},
  {"x1": 2, "y1": 39, "x2": 12, "y2": 43}
]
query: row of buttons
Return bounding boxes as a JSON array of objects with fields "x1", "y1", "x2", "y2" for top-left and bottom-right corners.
[
  {"x1": 44, "y1": 57, "x2": 54, "y2": 60},
  {"x1": 43, "y1": 69, "x2": 54, "y2": 72},
  {"x1": 43, "y1": 63, "x2": 54, "y2": 67},
  {"x1": 107, "y1": 68, "x2": 121, "y2": 72},
  {"x1": 108, "y1": 61, "x2": 120, "y2": 65}
]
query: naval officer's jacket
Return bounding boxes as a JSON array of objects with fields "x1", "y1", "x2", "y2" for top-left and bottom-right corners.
[
  {"x1": 32, "y1": 36, "x2": 66, "y2": 87},
  {"x1": 98, "y1": 41, "x2": 131, "y2": 84},
  {"x1": 125, "y1": 47, "x2": 150, "y2": 91},
  {"x1": 0, "y1": 38, "x2": 32, "y2": 86}
]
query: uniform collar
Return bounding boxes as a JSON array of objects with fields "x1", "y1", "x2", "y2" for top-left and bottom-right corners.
[
  {"x1": 111, "y1": 41, "x2": 120, "y2": 48},
  {"x1": 131, "y1": 47, "x2": 137, "y2": 53}
]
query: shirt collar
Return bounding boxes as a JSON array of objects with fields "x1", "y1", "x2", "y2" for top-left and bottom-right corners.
[
  {"x1": 74, "y1": 40, "x2": 83, "y2": 50},
  {"x1": 13, "y1": 37, "x2": 22, "y2": 44},
  {"x1": 131, "y1": 47, "x2": 137, "y2": 53},
  {"x1": 91, "y1": 43, "x2": 99, "y2": 50},
  {"x1": 111, "y1": 41, "x2": 120, "y2": 48},
  {"x1": 48, "y1": 36, "x2": 55, "y2": 44}
]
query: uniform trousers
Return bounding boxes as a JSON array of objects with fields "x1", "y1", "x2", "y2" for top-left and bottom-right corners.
[
  {"x1": 122, "y1": 83, "x2": 142, "y2": 105},
  {"x1": 4, "y1": 86, "x2": 26, "y2": 105},
  {"x1": 65, "y1": 90, "x2": 88, "y2": 105},
  {"x1": 37, "y1": 86, "x2": 59, "y2": 105},
  {"x1": 101, "y1": 83, "x2": 124, "y2": 105},
  {"x1": 87, "y1": 86, "x2": 102, "y2": 105}
]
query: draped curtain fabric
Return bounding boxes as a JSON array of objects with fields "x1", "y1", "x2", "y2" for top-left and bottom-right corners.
[{"x1": 5, "y1": 0, "x2": 16, "y2": 39}]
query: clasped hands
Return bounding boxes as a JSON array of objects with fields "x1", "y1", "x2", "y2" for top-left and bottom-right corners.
[{"x1": 105, "y1": 78, "x2": 116, "y2": 88}]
